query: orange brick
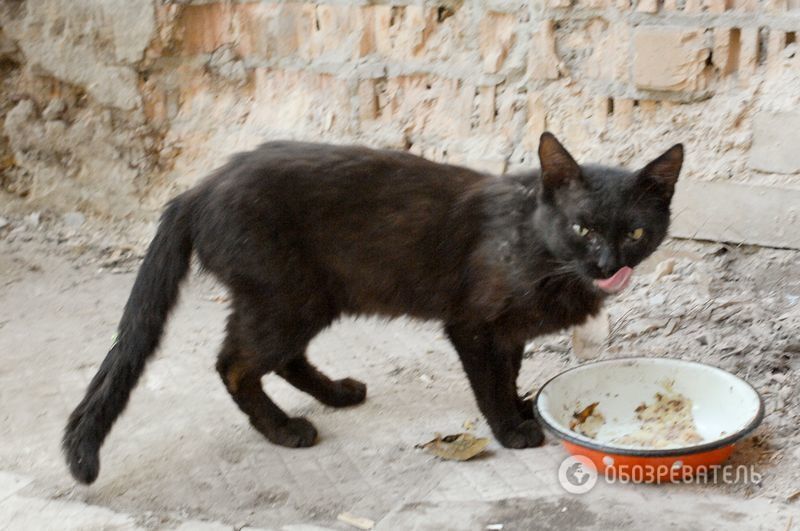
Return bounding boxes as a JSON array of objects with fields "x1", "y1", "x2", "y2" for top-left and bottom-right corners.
[
  {"x1": 524, "y1": 91, "x2": 546, "y2": 151},
  {"x1": 177, "y1": 3, "x2": 232, "y2": 54},
  {"x1": 706, "y1": 0, "x2": 731, "y2": 12},
  {"x1": 357, "y1": 7, "x2": 376, "y2": 56},
  {"x1": 614, "y1": 98, "x2": 635, "y2": 128},
  {"x1": 767, "y1": 29, "x2": 787, "y2": 65},
  {"x1": 380, "y1": 76, "x2": 470, "y2": 139},
  {"x1": 636, "y1": 0, "x2": 659, "y2": 12},
  {"x1": 234, "y1": 3, "x2": 276, "y2": 57},
  {"x1": 587, "y1": 20, "x2": 628, "y2": 82},
  {"x1": 358, "y1": 79, "x2": 378, "y2": 121},
  {"x1": 309, "y1": 4, "x2": 365, "y2": 59},
  {"x1": 366, "y1": 5, "x2": 433, "y2": 60},
  {"x1": 712, "y1": 28, "x2": 735, "y2": 75},
  {"x1": 478, "y1": 85, "x2": 497, "y2": 130},
  {"x1": 529, "y1": 20, "x2": 561, "y2": 80},
  {"x1": 739, "y1": 27, "x2": 759, "y2": 75},
  {"x1": 496, "y1": 94, "x2": 517, "y2": 139},
  {"x1": 478, "y1": 85, "x2": 496, "y2": 130},
  {"x1": 685, "y1": 0, "x2": 703, "y2": 10},
  {"x1": 592, "y1": 96, "x2": 611, "y2": 130},
  {"x1": 479, "y1": 12, "x2": 517, "y2": 74},
  {"x1": 141, "y1": 79, "x2": 168, "y2": 126},
  {"x1": 234, "y1": 3, "x2": 314, "y2": 60},
  {"x1": 371, "y1": 6, "x2": 394, "y2": 56},
  {"x1": 639, "y1": 100, "x2": 658, "y2": 123},
  {"x1": 400, "y1": 5, "x2": 428, "y2": 56},
  {"x1": 632, "y1": 27, "x2": 710, "y2": 91},
  {"x1": 252, "y1": 69, "x2": 352, "y2": 134}
]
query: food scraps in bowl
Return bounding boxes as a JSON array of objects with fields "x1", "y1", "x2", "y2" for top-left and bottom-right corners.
[
  {"x1": 569, "y1": 402, "x2": 605, "y2": 439},
  {"x1": 570, "y1": 391, "x2": 704, "y2": 449}
]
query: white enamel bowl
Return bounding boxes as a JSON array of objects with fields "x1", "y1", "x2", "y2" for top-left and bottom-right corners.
[{"x1": 535, "y1": 357, "x2": 764, "y2": 481}]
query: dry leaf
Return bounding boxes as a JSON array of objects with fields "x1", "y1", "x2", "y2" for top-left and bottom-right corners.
[{"x1": 417, "y1": 433, "x2": 490, "y2": 461}]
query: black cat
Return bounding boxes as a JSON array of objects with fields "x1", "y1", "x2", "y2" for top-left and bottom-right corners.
[{"x1": 63, "y1": 132, "x2": 683, "y2": 484}]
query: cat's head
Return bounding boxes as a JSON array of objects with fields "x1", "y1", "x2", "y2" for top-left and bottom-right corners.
[{"x1": 532, "y1": 132, "x2": 683, "y2": 294}]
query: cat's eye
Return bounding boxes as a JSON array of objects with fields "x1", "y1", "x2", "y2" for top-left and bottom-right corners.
[
  {"x1": 629, "y1": 228, "x2": 645, "y2": 240},
  {"x1": 572, "y1": 224, "x2": 590, "y2": 237}
]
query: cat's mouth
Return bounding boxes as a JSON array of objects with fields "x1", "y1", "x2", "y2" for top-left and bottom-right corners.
[{"x1": 593, "y1": 266, "x2": 634, "y2": 294}]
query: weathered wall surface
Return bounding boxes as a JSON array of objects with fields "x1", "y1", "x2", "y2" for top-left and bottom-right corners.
[{"x1": 1, "y1": 0, "x2": 799, "y2": 244}]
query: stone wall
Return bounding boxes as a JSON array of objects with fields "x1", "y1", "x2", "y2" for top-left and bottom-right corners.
[{"x1": 1, "y1": 0, "x2": 799, "y2": 245}]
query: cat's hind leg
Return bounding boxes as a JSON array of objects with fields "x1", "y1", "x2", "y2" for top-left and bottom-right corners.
[
  {"x1": 278, "y1": 356, "x2": 367, "y2": 407},
  {"x1": 216, "y1": 304, "x2": 320, "y2": 448}
]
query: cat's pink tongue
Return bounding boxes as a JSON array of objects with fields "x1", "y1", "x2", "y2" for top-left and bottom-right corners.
[{"x1": 593, "y1": 266, "x2": 634, "y2": 294}]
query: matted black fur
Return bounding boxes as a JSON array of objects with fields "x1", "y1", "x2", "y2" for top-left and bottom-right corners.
[{"x1": 63, "y1": 133, "x2": 683, "y2": 484}]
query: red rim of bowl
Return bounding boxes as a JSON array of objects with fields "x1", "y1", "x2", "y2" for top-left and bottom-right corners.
[{"x1": 533, "y1": 357, "x2": 765, "y2": 457}]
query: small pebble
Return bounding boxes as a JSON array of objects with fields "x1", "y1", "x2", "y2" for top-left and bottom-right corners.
[
  {"x1": 653, "y1": 258, "x2": 677, "y2": 280},
  {"x1": 63, "y1": 211, "x2": 85, "y2": 228},
  {"x1": 24, "y1": 212, "x2": 40, "y2": 228}
]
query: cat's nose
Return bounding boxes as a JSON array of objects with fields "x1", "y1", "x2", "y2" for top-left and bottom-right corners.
[
  {"x1": 598, "y1": 264, "x2": 617, "y2": 278},
  {"x1": 597, "y1": 251, "x2": 619, "y2": 278}
]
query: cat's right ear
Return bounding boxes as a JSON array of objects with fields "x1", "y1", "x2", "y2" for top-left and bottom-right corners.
[
  {"x1": 637, "y1": 143, "x2": 684, "y2": 200},
  {"x1": 538, "y1": 132, "x2": 582, "y2": 192}
]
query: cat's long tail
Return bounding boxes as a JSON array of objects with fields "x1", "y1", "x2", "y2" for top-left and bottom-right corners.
[{"x1": 63, "y1": 196, "x2": 193, "y2": 484}]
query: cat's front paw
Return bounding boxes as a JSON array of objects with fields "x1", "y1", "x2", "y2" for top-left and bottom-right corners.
[
  {"x1": 516, "y1": 397, "x2": 535, "y2": 419},
  {"x1": 496, "y1": 419, "x2": 545, "y2": 449}
]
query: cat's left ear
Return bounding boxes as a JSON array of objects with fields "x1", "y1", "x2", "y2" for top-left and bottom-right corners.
[{"x1": 637, "y1": 144, "x2": 684, "y2": 199}]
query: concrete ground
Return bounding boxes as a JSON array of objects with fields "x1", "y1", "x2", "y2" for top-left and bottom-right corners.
[{"x1": 1, "y1": 215, "x2": 799, "y2": 530}]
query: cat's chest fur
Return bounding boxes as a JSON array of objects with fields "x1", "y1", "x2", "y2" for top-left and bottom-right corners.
[
  {"x1": 462, "y1": 177, "x2": 605, "y2": 342},
  {"x1": 465, "y1": 245, "x2": 604, "y2": 343},
  {"x1": 500, "y1": 273, "x2": 603, "y2": 341}
]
